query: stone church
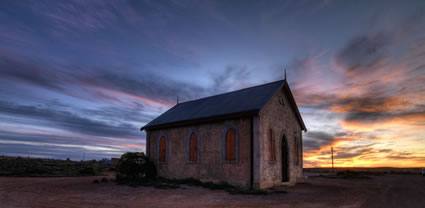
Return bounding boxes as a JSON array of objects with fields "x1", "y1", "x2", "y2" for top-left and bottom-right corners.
[{"x1": 141, "y1": 79, "x2": 306, "y2": 189}]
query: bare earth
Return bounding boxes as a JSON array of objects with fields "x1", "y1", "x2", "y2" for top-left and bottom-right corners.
[{"x1": 1, "y1": 174, "x2": 424, "y2": 208}]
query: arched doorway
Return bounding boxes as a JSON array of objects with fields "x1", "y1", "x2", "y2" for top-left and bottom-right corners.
[{"x1": 281, "y1": 134, "x2": 289, "y2": 182}]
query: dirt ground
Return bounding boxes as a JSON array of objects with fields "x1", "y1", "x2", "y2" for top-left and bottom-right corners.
[{"x1": 0, "y1": 174, "x2": 424, "y2": 208}]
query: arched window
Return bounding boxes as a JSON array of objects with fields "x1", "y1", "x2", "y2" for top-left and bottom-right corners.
[
  {"x1": 225, "y1": 128, "x2": 236, "y2": 161},
  {"x1": 159, "y1": 136, "x2": 167, "y2": 162},
  {"x1": 187, "y1": 129, "x2": 200, "y2": 163},
  {"x1": 269, "y1": 129, "x2": 276, "y2": 161},
  {"x1": 189, "y1": 132, "x2": 197, "y2": 162}
]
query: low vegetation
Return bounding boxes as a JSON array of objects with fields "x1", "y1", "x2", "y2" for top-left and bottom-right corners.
[
  {"x1": 115, "y1": 152, "x2": 282, "y2": 195},
  {"x1": 0, "y1": 156, "x2": 111, "y2": 177},
  {"x1": 118, "y1": 176, "x2": 277, "y2": 195},
  {"x1": 315, "y1": 170, "x2": 372, "y2": 179},
  {"x1": 306, "y1": 167, "x2": 425, "y2": 180},
  {"x1": 115, "y1": 152, "x2": 156, "y2": 181},
  {"x1": 305, "y1": 167, "x2": 423, "y2": 175}
]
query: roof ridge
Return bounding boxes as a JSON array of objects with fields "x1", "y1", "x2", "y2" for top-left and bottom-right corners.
[{"x1": 178, "y1": 79, "x2": 285, "y2": 105}]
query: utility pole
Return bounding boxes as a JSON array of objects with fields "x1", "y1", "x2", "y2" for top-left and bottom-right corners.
[{"x1": 331, "y1": 147, "x2": 334, "y2": 169}]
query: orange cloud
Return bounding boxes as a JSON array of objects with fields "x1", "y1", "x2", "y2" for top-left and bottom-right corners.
[
  {"x1": 340, "y1": 112, "x2": 425, "y2": 132},
  {"x1": 84, "y1": 84, "x2": 174, "y2": 108}
]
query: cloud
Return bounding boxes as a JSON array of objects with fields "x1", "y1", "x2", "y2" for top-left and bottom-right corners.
[
  {"x1": 0, "y1": 49, "x2": 268, "y2": 160},
  {"x1": 333, "y1": 146, "x2": 374, "y2": 159},
  {"x1": 330, "y1": 95, "x2": 408, "y2": 113},
  {"x1": 1, "y1": 1, "x2": 424, "y2": 166},
  {"x1": 384, "y1": 151, "x2": 425, "y2": 162},
  {"x1": 335, "y1": 34, "x2": 390, "y2": 75},
  {"x1": 33, "y1": 0, "x2": 144, "y2": 34},
  {"x1": 0, "y1": 50, "x2": 207, "y2": 107},
  {"x1": 209, "y1": 65, "x2": 253, "y2": 95},
  {"x1": 0, "y1": 50, "x2": 263, "y2": 160},
  {"x1": 0, "y1": 100, "x2": 140, "y2": 139},
  {"x1": 85, "y1": 70, "x2": 207, "y2": 104},
  {"x1": 0, "y1": 53, "x2": 67, "y2": 91},
  {"x1": 0, "y1": 127, "x2": 145, "y2": 160},
  {"x1": 277, "y1": 12, "x2": 425, "y2": 167},
  {"x1": 293, "y1": 55, "x2": 425, "y2": 126},
  {"x1": 82, "y1": 105, "x2": 154, "y2": 124},
  {"x1": 304, "y1": 130, "x2": 365, "y2": 152},
  {"x1": 304, "y1": 131, "x2": 334, "y2": 150},
  {"x1": 0, "y1": 139, "x2": 122, "y2": 160},
  {"x1": 343, "y1": 108, "x2": 425, "y2": 124}
]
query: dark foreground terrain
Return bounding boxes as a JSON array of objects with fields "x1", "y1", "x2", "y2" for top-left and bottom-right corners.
[
  {"x1": 0, "y1": 173, "x2": 424, "y2": 208},
  {"x1": 0, "y1": 156, "x2": 111, "y2": 177}
]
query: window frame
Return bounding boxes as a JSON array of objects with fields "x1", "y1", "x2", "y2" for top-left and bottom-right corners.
[
  {"x1": 186, "y1": 128, "x2": 200, "y2": 164},
  {"x1": 157, "y1": 132, "x2": 168, "y2": 164},
  {"x1": 222, "y1": 126, "x2": 240, "y2": 163}
]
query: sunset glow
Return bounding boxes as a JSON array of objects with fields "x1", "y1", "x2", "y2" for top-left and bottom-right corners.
[{"x1": 0, "y1": 0, "x2": 424, "y2": 166}]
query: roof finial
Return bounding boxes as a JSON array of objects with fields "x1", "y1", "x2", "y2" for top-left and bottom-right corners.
[
  {"x1": 177, "y1": 96, "x2": 179, "y2": 104},
  {"x1": 284, "y1": 68, "x2": 287, "y2": 81}
]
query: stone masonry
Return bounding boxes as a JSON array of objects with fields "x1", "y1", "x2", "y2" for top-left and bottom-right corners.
[{"x1": 146, "y1": 86, "x2": 303, "y2": 189}]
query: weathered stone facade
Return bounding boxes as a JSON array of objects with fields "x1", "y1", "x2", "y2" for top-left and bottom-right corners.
[
  {"x1": 146, "y1": 86, "x2": 304, "y2": 189},
  {"x1": 258, "y1": 87, "x2": 303, "y2": 188},
  {"x1": 147, "y1": 118, "x2": 252, "y2": 187}
]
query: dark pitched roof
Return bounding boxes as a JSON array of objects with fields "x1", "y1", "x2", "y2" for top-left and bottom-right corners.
[{"x1": 141, "y1": 80, "x2": 306, "y2": 131}]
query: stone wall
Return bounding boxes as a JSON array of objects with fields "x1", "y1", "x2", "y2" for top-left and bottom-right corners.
[
  {"x1": 145, "y1": 85, "x2": 304, "y2": 190},
  {"x1": 147, "y1": 117, "x2": 253, "y2": 188},
  {"x1": 258, "y1": 87, "x2": 303, "y2": 189}
]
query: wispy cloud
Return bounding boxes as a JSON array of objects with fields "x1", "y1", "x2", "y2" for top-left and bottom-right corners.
[
  {"x1": 293, "y1": 11, "x2": 425, "y2": 167},
  {"x1": 0, "y1": 0, "x2": 424, "y2": 165}
]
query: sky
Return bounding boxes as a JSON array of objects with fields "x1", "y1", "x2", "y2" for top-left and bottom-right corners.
[{"x1": 0, "y1": 0, "x2": 424, "y2": 167}]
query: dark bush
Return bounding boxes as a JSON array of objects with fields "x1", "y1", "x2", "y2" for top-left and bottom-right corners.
[
  {"x1": 24, "y1": 167, "x2": 49, "y2": 175},
  {"x1": 101, "y1": 177, "x2": 108, "y2": 183},
  {"x1": 92, "y1": 179, "x2": 99, "y2": 184},
  {"x1": 79, "y1": 167, "x2": 96, "y2": 175},
  {"x1": 145, "y1": 159, "x2": 157, "y2": 179},
  {"x1": 116, "y1": 152, "x2": 156, "y2": 181}
]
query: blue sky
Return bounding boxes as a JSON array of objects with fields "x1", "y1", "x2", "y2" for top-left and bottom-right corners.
[{"x1": 1, "y1": 0, "x2": 424, "y2": 166}]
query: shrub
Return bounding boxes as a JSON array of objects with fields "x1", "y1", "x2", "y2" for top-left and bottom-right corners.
[
  {"x1": 116, "y1": 152, "x2": 156, "y2": 181},
  {"x1": 79, "y1": 167, "x2": 96, "y2": 175}
]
